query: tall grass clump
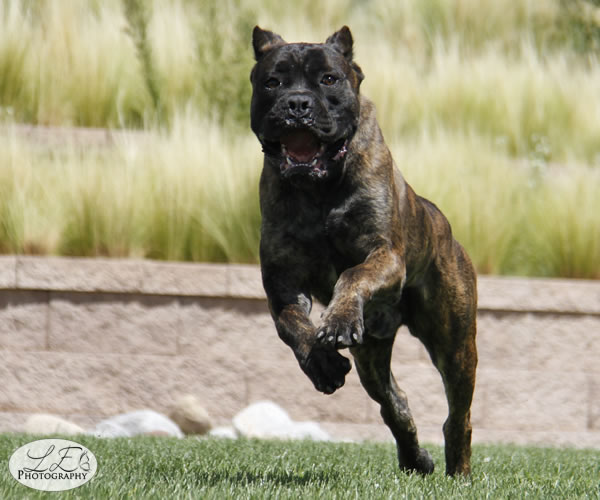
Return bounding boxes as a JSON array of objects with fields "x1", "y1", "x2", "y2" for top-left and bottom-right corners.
[
  {"x1": 2, "y1": 0, "x2": 600, "y2": 130},
  {"x1": 0, "y1": 1, "x2": 31, "y2": 120},
  {"x1": 392, "y1": 131, "x2": 600, "y2": 278},
  {"x1": 0, "y1": 116, "x2": 262, "y2": 263},
  {"x1": 526, "y1": 167, "x2": 600, "y2": 279},
  {"x1": 0, "y1": 130, "x2": 65, "y2": 254},
  {"x1": 360, "y1": 41, "x2": 600, "y2": 164},
  {"x1": 120, "y1": 0, "x2": 260, "y2": 128},
  {"x1": 0, "y1": 0, "x2": 149, "y2": 126},
  {"x1": 130, "y1": 111, "x2": 262, "y2": 262},
  {"x1": 391, "y1": 132, "x2": 529, "y2": 276},
  {"x1": 1, "y1": 0, "x2": 599, "y2": 277}
]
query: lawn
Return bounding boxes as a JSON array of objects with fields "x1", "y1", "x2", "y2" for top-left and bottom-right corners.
[{"x1": 1, "y1": 434, "x2": 598, "y2": 499}]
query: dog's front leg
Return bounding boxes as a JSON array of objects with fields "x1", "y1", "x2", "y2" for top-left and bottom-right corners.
[
  {"x1": 266, "y1": 288, "x2": 351, "y2": 395},
  {"x1": 318, "y1": 246, "x2": 404, "y2": 349}
]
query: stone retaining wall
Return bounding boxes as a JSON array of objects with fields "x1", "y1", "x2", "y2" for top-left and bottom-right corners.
[{"x1": 1, "y1": 255, "x2": 599, "y2": 447}]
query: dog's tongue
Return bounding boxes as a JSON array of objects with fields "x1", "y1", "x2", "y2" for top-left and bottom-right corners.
[{"x1": 281, "y1": 130, "x2": 320, "y2": 163}]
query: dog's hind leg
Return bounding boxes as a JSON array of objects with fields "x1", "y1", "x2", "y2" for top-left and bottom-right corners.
[
  {"x1": 406, "y1": 274, "x2": 478, "y2": 475},
  {"x1": 435, "y1": 325, "x2": 477, "y2": 476},
  {"x1": 350, "y1": 338, "x2": 435, "y2": 474}
]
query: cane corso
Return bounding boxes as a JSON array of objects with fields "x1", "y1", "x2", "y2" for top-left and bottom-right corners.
[{"x1": 250, "y1": 26, "x2": 477, "y2": 476}]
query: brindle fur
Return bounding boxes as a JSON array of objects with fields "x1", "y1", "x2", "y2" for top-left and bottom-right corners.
[{"x1": 251, "y1": 26, "x2": 477, "y2": 476}]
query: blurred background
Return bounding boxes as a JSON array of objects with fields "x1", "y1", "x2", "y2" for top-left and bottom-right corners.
[{"x1": 0, "y1": 0, "x2": 599, "y2": 278}]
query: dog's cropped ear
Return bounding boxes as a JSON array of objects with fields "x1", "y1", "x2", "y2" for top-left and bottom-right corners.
[
  {"x1": 326, "y1": 26, "x2": 364, "y2": 86},
  {"x1": 253, "y1": 26, "x2": 286, "y2": 61},
  {"x1": 326, "y1": 26, "x2": 354, "y2": 62}
]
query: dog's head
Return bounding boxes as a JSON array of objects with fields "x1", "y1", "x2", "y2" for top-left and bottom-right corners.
[{"x1": 250, "y1": 26, "x2": 364, "y2": 182}]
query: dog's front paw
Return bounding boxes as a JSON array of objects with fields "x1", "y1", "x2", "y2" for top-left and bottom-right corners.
[
  {"x1": 301, "y1": 347, "x2": 352, "y2": 395},
  {"x1": 316, "y1": 304, "x2": 364, "y2": 349}
]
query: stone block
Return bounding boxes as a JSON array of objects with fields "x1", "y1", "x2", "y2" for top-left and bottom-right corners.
[
  {"x1": 589, "y1": 373, "x2": 600, "y2": 431},
  {"x1": 16, "y1": 256, "x2": 143, "y2": 293},
  {"x1": 0, "y1": 351, "x2": 246, "y2": 421},
  {"x1": 477, "y1": 368, "x2": 588, "y2": 432},
  {"x1": 478, "y1": 311, "x2": 600, "y2": 372},
  {"x1": 48, "y1": 293, "x2": 179, "y2": 355},
  {"x1": 179, "y1": 296, "x2": 370, "y2": 423},
  {"x1": 0, "y1": 291, "x2": 48, "y2": 350},
  {"x1": 178, "y1": 297, "x2": 273, "y2": 363}
]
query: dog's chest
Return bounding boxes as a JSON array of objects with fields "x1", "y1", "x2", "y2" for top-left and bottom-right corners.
[{"x1": 290, "y1": 199, "x2": 367, "y2": 296}]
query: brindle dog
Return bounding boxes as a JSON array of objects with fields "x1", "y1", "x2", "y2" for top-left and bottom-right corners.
[{"x1": 250, "y1": 26, "x2": 477, "y2": 476}]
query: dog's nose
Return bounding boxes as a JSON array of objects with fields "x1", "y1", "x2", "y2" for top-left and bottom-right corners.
[{"x1": 287, "y1": 94, "x2": 313, "y2": 118}]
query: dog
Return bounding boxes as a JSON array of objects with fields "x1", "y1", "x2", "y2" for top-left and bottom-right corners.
[{"x1": 250, "y1": 26, "x2": 477, "y2": 476}]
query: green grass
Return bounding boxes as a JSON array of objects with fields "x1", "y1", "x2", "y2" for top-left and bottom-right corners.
[
  {"x1": 1, "y1": 434, "x2": 598, "y2": 499},
  {"x1": 1, "y1": 0, "x2": 600, "y2": 277}
]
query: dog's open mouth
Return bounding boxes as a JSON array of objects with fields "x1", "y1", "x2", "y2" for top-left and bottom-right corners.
[{"x1": 269, "y1": 129, "x2": 348, "y2": 178}]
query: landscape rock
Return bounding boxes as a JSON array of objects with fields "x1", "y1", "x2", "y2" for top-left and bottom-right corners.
[
  {"x1": 208, "y1": 426, "x2": 238, "y2": 439},
  {"x1": 91, "y1": 410, "x2": 183, "y2": 438},
  {"x1": 233, "y1": 401, "x2": 330, "y2": 441},
  {"x1": 169, "y1": 394, "x2": 212, "y2": 435},
  {"x1": 24, "y1": 414, "x2": 86, "y2": 435},
  {"x1": 288, "y1": 421, "x2": 331, "y2": 441}
]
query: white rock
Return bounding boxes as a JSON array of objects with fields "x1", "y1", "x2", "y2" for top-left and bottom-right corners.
[
  {"x1": 92, "y1": 420, "x2": 129, "y2": 438},
  {"x1": 91, "y1": 410, "x2": 183, "y2": 438},
  {"x1": 24, "y1": 414, "x2": 86, "y2": 436},
  {"x1": 289, "y1": 421, "x2": 331, "y2": 441},
  {"x1": 208, "y1": 426, "x2": 238, "y2": 439},
  {"x1": 233, "y1": 401, "x2": 293, "y2": 439},
  {"x1": 233, "y1": 401, "x2": 330, "y2": 441}
]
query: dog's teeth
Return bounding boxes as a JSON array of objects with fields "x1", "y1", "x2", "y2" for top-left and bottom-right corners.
[
  {"x1": 311, "y1": 158, "x2": 318, "y2": 166},
  {"x1": 286, "y1": 156, "x2": 293, "y2": 166},
  {"x1": 327, "y1": 336, "x2": 334, "y2": 342},
  {"x1": 337, "y1": 335, "x2": 344, "y2": 343},
  {"x1": 317, "y1": 330, "x2": 325, "y2": 339},
  {"x1": 352, "y1": 333, "x2": 358, "y2": 341}
]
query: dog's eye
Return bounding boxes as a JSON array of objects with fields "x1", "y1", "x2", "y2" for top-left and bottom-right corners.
[
  {"x1": 264, "y1": 77, "x2": 281, "y2": 89},
  {"x1": 321, "y1": 75, "x2": 338, "y2": 86}
]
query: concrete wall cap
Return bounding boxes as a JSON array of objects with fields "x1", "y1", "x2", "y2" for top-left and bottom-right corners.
[
  {"x1": 0, "y1": 256, "x2": 17, "y2": 289},
  {"x1": 478, "y1": 275, "x2": 600, "y2": 315},
  {"x1": 0, "y1": 256, "x2": 598, "y2": 313}
]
